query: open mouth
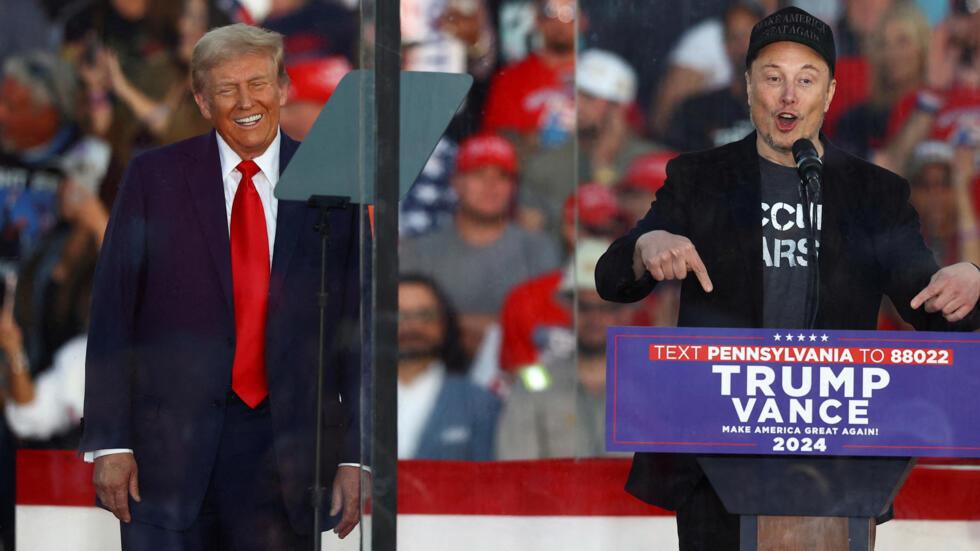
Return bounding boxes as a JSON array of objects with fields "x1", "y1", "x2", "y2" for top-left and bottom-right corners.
[
  {"x1": 775, "y1": 112, "x2": 799, "y2": 132},
  {"x1": 234, "y1": 113, "x2": 262, "y2": 127}
]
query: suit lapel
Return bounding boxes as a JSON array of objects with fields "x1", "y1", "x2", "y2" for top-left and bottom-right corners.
[
  {"x1": 723, "y1": 133, "x2": 764, "y2": 325},
  {"x1": 268, "y1": 133, "x2": 308, "y2": 316},
  {"x1": 186, "y1": 131, "x2": 234, "y2": 310}
]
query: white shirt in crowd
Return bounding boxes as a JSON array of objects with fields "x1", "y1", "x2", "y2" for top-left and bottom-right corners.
[
  {"x1": 5, "y1": 336, "x2": 87, "y2": 440},
  {"x1": 397, "y1": 361, "x2": 445, "y2": 459},
  {"x1": 668, "y1": 18, "x2": 730, "y2": 90}
]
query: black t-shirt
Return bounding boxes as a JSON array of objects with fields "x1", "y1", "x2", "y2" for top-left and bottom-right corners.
[
  {"x1": 666, "y1": 88, "x2": 754, "y2": 152},
  {"x1": 760, "y1": 156, "x2": 822, "y2": 328}
]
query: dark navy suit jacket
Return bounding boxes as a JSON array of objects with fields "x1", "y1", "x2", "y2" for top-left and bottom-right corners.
[{"x1": 80, "y1": 130, "x2": 362, "y2": 533}]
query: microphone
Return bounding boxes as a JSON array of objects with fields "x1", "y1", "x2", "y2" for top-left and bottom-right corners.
[
  {"x1": 792, "y1": 138, "x2": 823, "y2": 200},
  {"x1": 792, "y1": 139, "x2": 822, "y2": 329}
]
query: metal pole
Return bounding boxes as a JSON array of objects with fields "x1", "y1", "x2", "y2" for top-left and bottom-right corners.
[
  {"x1": 371, "y1": 0, "x2": 400, "y2": 549},
  {"x1": 312, "y1": 211, "x2": 329, "y2": 551}
]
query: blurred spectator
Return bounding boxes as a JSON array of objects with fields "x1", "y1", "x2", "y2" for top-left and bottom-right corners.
[
  {"x1": 0, "y1": 314, "x2": 86, "y2": 445},
  {"x1": 403, "y1": 0, "x2": 496, "y2": 79},
  {"x1": 835, "y1": 3, "x2": 930, "y2": 160},
  {"x1": 400, "y1": 134, "x2": 560, "y2": 359},
  {"x1": 0, "y1": 47, "x2": 108, "y2": 531},
  {"x1": 14, "y1": 166, "x2": 107, "y2": 398},
  {"x1": 520, "y1": 49, "x2": 655, "y2": 235},
  {"x1": 571, "y1": 49, "x2": 650, "y2": 185},
  {"x1": 874, "y1": 1, "x2": 978, "y2": 172},
  {"x1": 0, "y1": 0, "x2": 57, "y2": 66},
  {"x1": 649, "y1": 0, "x2": 773, "y2": 139},
  {"x1": 0, "y1": 52, "x2": 110, "y2": 260},
  {"x1": 665, "y1": 4, "x2": 760, "y2": 152},
  {"x1": 262, "y1": 0, "x2": 358, "y2": 65},
  {"x1": 611, "y1": 153, "x2": 684, "y2": 328},
  {"x1": 65, "y1": 0, "x2": 185, "y2": 166},
  {"x1": 403, "y1": 0, "x2": 498, "y2": 139},
  {"x1": 280, "y1": 56, "x2": 352, "y2": 140},
  {"x1": 907, "y1": 140, "x2": 980, "y2": 266},
  {"x1": 71, "y1": 0, "x2": 183, "y2": 163},
  {"x1": 498, "y1": 183, "x2": 622, "y2": 375},
  {"x1": 59, "y1": 0, "x2": 180, "y2": 51},
  {"x1": 926, "y1": 0, "x2": 980, "y2": 91},
  {"x1": 836, "y1": 0, "x2": 896, "y2": 57},
  {"x1": 398, "y1": 274, "x2": 500, "y2": 460},
  {"x1": 615, "y1": 151, "x2": 673, "y2": 227},
  {"x1": 882, "y1": 36, "x2": 980, "y2": 176},
  {"x1": 481, "y1": 0, "x2": 579, "y2": 149},
  {"x1": 82, "y1": 0, "x2": 231, "y2": 148},
  {"x1": 877, "y1": 134, "x2": 980, "y2": 332},
  {"x1": 497, "y1": 239, "x2": 631, "y2": 459}
]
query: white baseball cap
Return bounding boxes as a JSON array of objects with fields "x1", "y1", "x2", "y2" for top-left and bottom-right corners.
[
  {"x1": 559, "y1": 238, "x2": 612, "y2": 294},
  {"x1": 576, "y1": 49, "x2": 637, "y2": 104}
]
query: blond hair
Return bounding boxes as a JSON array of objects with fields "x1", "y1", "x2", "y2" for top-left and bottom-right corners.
[
  {"x1": 868, "y1": 3, "x2": 930, "y2": 108},
  {"x1": 190, "y1": 23, "x2": 286, "y2": 94}
]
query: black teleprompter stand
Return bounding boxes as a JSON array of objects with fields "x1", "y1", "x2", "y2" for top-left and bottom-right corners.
[{"x1": 307, "y1": 194, "x2": 351, "y2": 551}]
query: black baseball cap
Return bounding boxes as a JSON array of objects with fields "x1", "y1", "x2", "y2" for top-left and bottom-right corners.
[{"x1": 745, "y1": 6, "x2": 837, "y2": 76}]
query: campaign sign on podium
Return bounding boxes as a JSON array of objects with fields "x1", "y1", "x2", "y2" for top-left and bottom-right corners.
[{"x1": 606, "y1": 327, "x2": 980, "y2": 458}]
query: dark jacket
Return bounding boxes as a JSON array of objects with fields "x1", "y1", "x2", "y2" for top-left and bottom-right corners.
[
  {"x1": 80, "y1": 131, "x2": 362, "y2": 532},
  {"x1": 595, "y1": 131, "x2": 977, "y2": 510}
]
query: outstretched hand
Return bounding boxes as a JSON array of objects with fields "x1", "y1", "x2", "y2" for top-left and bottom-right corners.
[
  {"x1": 633, "y1": 230, "x2": 714, "y2": 292},
  {"x1": 911, "y1": 262, "x2": 980, "y2": 322}
]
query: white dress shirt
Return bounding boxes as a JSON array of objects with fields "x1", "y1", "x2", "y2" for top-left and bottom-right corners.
[{"x1": 218, "y1": 130, "x2": 280, "y2": 262}]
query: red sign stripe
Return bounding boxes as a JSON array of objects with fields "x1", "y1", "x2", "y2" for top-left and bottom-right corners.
[{"x1": 15, "y1": 451, "x2": 980, "y2": 519}]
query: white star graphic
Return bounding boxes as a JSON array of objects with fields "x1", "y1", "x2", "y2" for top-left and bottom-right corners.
[
  {"x1": 785, "y1": 334, "x2": 794, "y2": 342},
  {"x1": 774, "y1": 333, "x2": 782, "y2": 341},
  {"x1": 809, "y1": 334, "x2": 817, "y2": 342},
  {"x1": 797, "y1": 333, "x2": 806, "y2": 341},
  {"x1": 821, "y1": 334, "x2": 829, "y2": 342}
]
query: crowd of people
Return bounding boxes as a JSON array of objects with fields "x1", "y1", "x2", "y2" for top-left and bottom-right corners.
[
  {"x1": 401, "y1": 0, "x2": 980, "y2": 465},
  {"x1": 0, "y1": 0, "x2": 977, "y2": 545}
]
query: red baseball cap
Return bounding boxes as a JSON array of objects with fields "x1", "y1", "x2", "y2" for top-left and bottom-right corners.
[
  {"x1": 286, "y1": 56, "x2": 352, "y2": 105},
  {"x1": 563, "y1": 183, "x2": 620, "y2": 228},
  {"x1": 621, "y1": 151, "x2": 676, "y2": 194},
  {"x1": 456, "y1": 134, "x2": 518, "y2": 175}
]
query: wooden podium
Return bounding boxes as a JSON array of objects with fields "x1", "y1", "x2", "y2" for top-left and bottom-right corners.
[{"x1": 698, "y1": 456, "x2": 914, "y2": 550}]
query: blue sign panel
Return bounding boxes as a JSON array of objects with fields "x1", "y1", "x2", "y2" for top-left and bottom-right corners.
[{"x1": 606, "y1": 327, "x2": 980, "y2": 457}]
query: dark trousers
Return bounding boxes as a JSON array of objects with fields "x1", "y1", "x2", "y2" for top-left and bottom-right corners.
[
  {"x1": 675, "y1": 476, "x2": 740, "y2": 551},
  {"x1": 121, "y1": 394, "x2": 310, "y2": 551}
]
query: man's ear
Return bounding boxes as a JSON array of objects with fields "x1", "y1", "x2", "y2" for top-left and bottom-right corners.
[
  {"x1": 278, "y1": 80, "x2": 290, "y2": 107},
  {"x1": 193, "y1": 92, "x2": 213, "y2": 121},
  {"x1": 824, "y1": 78, "x2": 837, "y2": 113},
  {"x1": 744, "y1": 71, "x2": 752, "y2": 107}
]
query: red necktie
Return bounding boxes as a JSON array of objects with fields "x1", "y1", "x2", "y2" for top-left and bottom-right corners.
[{"x1": 230, "y1": 159, "x2": 270, "y2": 408}]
